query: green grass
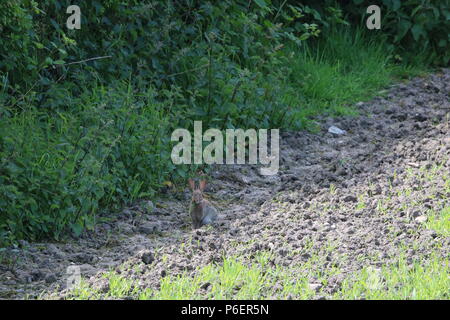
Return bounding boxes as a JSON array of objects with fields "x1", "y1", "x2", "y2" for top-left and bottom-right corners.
[
  {"x1": 65, "y1": 161, "x2": 449, "y2": 301},
  {"x1": 66, "y1": 248, "x2": 448, "y2": 300},
  {"x1": 286, "y1": 27, "x2": 427, "y2": 129},
  {"x1": 426, "y1": 207, "x2": 450, "y2": 237},
  {"x1": 337, "y1": 253, "x2": 449, "y2": 299},
  {"x1": 66, "y1": 251, "x2": 316, "y2": 300}
]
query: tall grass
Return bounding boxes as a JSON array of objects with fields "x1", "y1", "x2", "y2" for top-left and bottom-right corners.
[{"x1": 285, "y1": 27, "x2": 426, "y2": 128}]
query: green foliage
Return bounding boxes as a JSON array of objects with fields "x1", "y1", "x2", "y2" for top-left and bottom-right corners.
[
  {"x1": 0, "y1": 1, "x2": 319, "y2": 107},
  {"x1": 328, "y1": 0, "x2": 450, "y2": 65},
  {"x1": 67, "y1": 250, "x2": 449, "y2": 300},
  {"x1": 289, "y1": 25, "x2": 429, "y2": 123},
  {"x1": 426, "y1": 206, "x2": 450, "y2": 237},
  {"x1": 0, "y1": 81, "x2": 174, "y2": 243},
  {"x1": 381, "y1": 0, "x2": 450, "y2": 65},
  {"x1": 0, "y1": 1, "x2": 40, "y2": 88},
  {"x1": 0, "y1": 0, "x2": 443, "y2": 244},
  {"x1": 338, "y1": 253, "x2": 449, "y2": 299},
  {"x1": 0, "y1": 1, "x2": 323, "y2": 244}
]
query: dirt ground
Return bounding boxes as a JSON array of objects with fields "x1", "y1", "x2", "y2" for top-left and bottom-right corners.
[{"x1": 1, "y1": 69, "x2": 449, "y2": 299}]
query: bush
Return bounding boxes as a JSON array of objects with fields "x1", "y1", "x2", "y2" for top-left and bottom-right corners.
[
  {"x1": 324, "y1": 0, "x2": 450, "y2": 65},
  {"x1": 381, "y1": 0, "x2": 449, "y2": 65},
  {"x1": 0, "y1": 1, "x2": 324, "y2": 244},
  {"x1": 0, "y1": 0, "x2": 446, "y2": 245},
  {"x1": 0, "y1": 81, "x2": 175, "y2": 243},
  {"x1": 0, "y1": 1, "x2": 321, "y2": 106}
]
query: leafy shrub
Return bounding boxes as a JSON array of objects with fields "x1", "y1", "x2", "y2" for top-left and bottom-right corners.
[
  {"x1": 380, "y1": 0, "x2": 449, "y2": 65},
  {"x1": 0, "y1": 0, "x2": 445, "y2": 245},
  {"x1": 322, "y1": 0, "x2": 450, "y2": 65},
  {"x1": 0, "y1": 81, "x2": 173, "y2": 243},
  {"x1": 0, "y1": 0, "x2": 40, "y2": 91},
  {"x1": 0, "y1": 1, "x2": 324, "y2": 244},
  {"x1": 0, "y1": 1, "x2": 320, "y2": 107}
]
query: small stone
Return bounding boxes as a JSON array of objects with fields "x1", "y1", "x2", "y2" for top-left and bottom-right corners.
[
  {"x1": 79, "y1": 264, "x2": 96, "y2": 277},
  {"x1": 343, "y1": 195, "x2": 357, "y2": 203},
  {"x1": 414, "y1": 113, "x2": 427, "y2": 122},
  {"x1": 407, "y1": 162, "x2": 420, "y2": 168},
  {"x1": 345, "y1": 228, "x2": 355, "y2": 235},
  {"x1": 309, "y1": 283, "x2": 323, "y2": 292},
  {"x1": 139, "y1": 250, "x2": 154, "y2": 265},
  {"x1": 200, "y1": 282, "x2": 211, "y2": 290},
  {"x1": 18, "y1": 240, "x2": 29, "y2": 248},
  {"x1": 47, "y1": 244, "x2": 65, "y2": 259},
  {"x1": 99, "y1": 223, "x2": 112, "y2": 232},
  {"x1": 138, "y1": 222, "x2": 159, "y2": 235},
  {"x1": 72, "y1": 253, "x2": 93, "y2": 264},
  {"x1": 45, "y1": 274, "x2": 57, "y2": 284},
  {"x1": 117, "y1": 222, "x2": 134, "y2": 235},
  {"x1": 92, "y1": 278, "x2": 110, "y2": 293},
  {"x1": 410, "y1": 211, "x2": 421, "y2": 218},
  {"x1": 415, "y1": 215, "x2": 427, "y2": 223},
  {"x1": 143, "y1": 201, "x2": 155, "y2": 214},
  {"x1": 328, "y1": 126, "x2": 346, "y2": 135}
]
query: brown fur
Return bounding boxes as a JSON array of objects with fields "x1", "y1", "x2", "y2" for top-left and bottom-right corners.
[{"x1": 188, "y1": 178, "x2": 218, "y2": 229}]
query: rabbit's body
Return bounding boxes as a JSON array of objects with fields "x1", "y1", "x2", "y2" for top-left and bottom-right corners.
[
  {"x1": 189, "y1": 199, "x2": 218, "y2": 229},
  {"x1": 188, "y1": 177, "x2": 218, "y2": 229}
]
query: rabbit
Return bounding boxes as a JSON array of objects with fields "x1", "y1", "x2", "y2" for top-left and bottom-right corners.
[{"x1": 188, "y1": 178, "x2": 218, "y2": 229}]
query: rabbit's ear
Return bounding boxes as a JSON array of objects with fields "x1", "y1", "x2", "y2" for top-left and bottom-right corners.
[
  {"x1": 199, "y1": 179, "x2": 207, "y2": 191},
  {"x1": 188, "y1": 179, "x2": 196, "y2": 190}
]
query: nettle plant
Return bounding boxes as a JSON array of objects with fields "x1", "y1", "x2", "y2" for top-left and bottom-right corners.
[
  {"x1": 171, "y1": 1, "x2": 323, "y2": 129},
  {"x1": 0, "y1": 1, "x2": 324, "y2": 244},
  {"x1": 0, "y1": 82, "x2": 173, "y2": 243},
  {"x1": 381, "y1": 0, "x2": 450, "y2": 65},
  {"x1": 1, "y1": 0, "x2": 321, "y2": 113},
  {"x1": 333, "y1": 0, "x2": 450, "y2": 65}
]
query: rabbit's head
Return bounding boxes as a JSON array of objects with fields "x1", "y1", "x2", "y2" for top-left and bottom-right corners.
[{"x1": 188, "y1": 178, "x2": 207, "y2": 205}]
